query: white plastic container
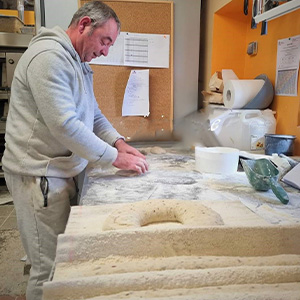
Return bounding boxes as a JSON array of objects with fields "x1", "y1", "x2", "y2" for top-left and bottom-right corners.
[
  {"x1": 207, "y1": 107, "x2": 276, "y2": 153},
  {"x1": 195, "y1": 146, "x2": 239, "y2": 174}
]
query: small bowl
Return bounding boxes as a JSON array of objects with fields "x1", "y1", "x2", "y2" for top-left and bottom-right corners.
[
  {"x1": 195, "y1": 147, "x2": 239, "y2": 174},
  {"x1": 242, "y1": 74, "x2": 274, "y2": 109},
  {"x1": 265, "y1": 134, "x2": 296, "y2": 156}
]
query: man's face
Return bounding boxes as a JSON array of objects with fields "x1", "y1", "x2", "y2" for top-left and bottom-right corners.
[{"x1": 77, "y1": 18, "x2": 118, "y2": 62}]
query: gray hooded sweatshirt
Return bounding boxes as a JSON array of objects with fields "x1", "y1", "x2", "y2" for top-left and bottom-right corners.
[{"x1": 2, "y1": 26, "x2": 123, "y2": 178}]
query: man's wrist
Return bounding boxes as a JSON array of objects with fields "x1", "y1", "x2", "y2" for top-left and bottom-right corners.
[{"x1": 114, "y1": 137, "x2": 125, "y2": 148}]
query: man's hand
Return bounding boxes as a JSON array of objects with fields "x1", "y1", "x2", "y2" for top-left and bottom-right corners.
[
  {"x1": 113, "y1": 139, "x2": 149, "y2": 174},
  {"x1": 114, "y1": 139, "x2": 146, "y2": 158}
]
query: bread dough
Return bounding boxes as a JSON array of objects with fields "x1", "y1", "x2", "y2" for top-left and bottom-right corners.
[
  {"x1": 102, "y1": 199, "x2": 224, "y2": 231},
  {"x1": 139, "y1": 146, "x2": 167, "y2": 155},
  {"x1": 150, "y1": 146, "x2": 167, "y2": 154},
  {"x1": 115, "y1": 170, "x2": 140, "y2": 177}
]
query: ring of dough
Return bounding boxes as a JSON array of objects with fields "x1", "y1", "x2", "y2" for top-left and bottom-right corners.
[{"x1": 102, "y1": 199, "x2": 224, "y2": 231}]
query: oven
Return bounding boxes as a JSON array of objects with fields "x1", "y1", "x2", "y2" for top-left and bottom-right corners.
[
  {"x1": 0, "y1": 51, "x2": 23, "y2": 131},
  {"x1": 0, "y1": 32, "x2": 32, "y2": 185}
]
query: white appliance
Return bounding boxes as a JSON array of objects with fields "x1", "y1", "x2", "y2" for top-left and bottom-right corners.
[{"x1": 34, "y1": 0, "x2": 78, "y2": 32}]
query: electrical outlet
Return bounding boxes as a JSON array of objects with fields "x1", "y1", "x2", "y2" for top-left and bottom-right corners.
[{"x1": 247, "y1": 41, "x2": 258, "y2": 56}]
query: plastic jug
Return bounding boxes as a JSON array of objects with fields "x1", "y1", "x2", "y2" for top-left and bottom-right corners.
[{"x1": 209, "y1": 109, "x2": 276, "y2": 153}]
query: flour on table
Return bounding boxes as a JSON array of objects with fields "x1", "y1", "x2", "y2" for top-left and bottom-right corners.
[{"x1": 115, "y1": 170, "x2": 140, "y2": 177}]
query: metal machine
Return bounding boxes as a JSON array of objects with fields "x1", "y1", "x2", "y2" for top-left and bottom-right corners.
[{"x1": 0, "y1": 31, "x2": 32, "y2": 182}]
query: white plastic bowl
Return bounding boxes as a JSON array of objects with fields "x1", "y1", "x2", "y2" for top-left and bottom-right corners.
[{"x1": 195, "y1": 146, "x2": 239, "y2": 174}]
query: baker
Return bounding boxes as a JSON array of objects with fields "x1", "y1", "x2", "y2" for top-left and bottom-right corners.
[{"x1": 1, "y1": 1, "x2": 148, "y2": 299}]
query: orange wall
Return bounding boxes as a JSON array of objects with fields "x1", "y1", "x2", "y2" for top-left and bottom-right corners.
[
  {"x1": 211, "y1": 0, "x2": 250, "y2": 79},
  {"x1": 211, "y1": 0, "x2": 300, "y2": 155}
]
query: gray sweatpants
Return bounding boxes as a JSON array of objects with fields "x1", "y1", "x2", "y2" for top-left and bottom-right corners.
[{"x1": 4, "y1": 172, "x2": 77, "y2": 300}]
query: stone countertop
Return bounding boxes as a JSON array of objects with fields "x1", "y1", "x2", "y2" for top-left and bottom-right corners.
[
  {"x1": 80, "y1": 144, "x2": 300, "y2": 226},
  {"x1": 45, "y1": 144, "x2": 300, "y2": 300}
]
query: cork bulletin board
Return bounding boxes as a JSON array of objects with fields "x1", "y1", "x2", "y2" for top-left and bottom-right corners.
[{"x1": 80, "y1": 0, "x2": 174, "y2": 141}]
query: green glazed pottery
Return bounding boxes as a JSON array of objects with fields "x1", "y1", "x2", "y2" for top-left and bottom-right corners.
[{"x1": 241, "y1": 158, "x2": 289, "y2": 205}]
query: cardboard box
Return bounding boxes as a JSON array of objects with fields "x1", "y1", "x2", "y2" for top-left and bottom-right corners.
[
  {"x1": 0, "y1": 15, "x2": 24, "y2": 33},
  {"x1": 209, "y1": 71, "x2": 224, "y2": 93},
  {"x1": 201, "y1": 90, "x2": 223, "y2": 105}
]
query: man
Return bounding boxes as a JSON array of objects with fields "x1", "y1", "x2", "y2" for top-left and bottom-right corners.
[{"x1": 2, "y1": 1, "x2": 148, "y2": 299}]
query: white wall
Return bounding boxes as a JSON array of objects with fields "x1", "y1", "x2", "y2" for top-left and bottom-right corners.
[
  {"x1": 171, "y1": 0, "x2": 201, "y2": 132},
  {"x1": 44, "y1": 0, "x2": 78, "y2": 29},
  {"x1": 155, "y1": 0, "x2": 201, "y2": 131},
  {"x1": 200, "y1": 0, "x2": 230, "y2": 95}
]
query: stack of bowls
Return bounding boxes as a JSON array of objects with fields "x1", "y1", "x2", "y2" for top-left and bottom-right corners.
[{"x1": 195, "y1": 146, "x2": 239, "y2": 175}]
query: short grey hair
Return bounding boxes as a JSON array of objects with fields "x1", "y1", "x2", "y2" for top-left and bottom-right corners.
[{"x1": 69, "y1": 1, "x2": 121, "y2": 32}]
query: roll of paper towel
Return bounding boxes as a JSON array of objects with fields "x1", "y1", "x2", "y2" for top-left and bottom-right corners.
[{"x1": 223, "y1": 79, "x2": 265, "y2": 109}]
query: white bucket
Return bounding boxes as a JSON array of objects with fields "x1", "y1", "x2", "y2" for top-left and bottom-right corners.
[
  {"x1": 195, "y1": 146, "x2": 239, "y2": 174},
  {"x1": 208, "y1": 108, "x2": 276, "y2": 153}
]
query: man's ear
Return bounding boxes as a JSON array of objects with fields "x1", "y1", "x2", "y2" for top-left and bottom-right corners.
[{"x1": 78, "y1": 16, "x2": 92, "y2": 34}]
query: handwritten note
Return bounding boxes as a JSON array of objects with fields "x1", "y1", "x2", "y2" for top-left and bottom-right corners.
[{"x1": 122, "y1": 70, "x2": 150, "y2": 117}]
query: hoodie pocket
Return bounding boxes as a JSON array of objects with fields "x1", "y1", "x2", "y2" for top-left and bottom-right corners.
[{"x1": 46, "y1": 153, "x2": 87, "y2": 177}]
